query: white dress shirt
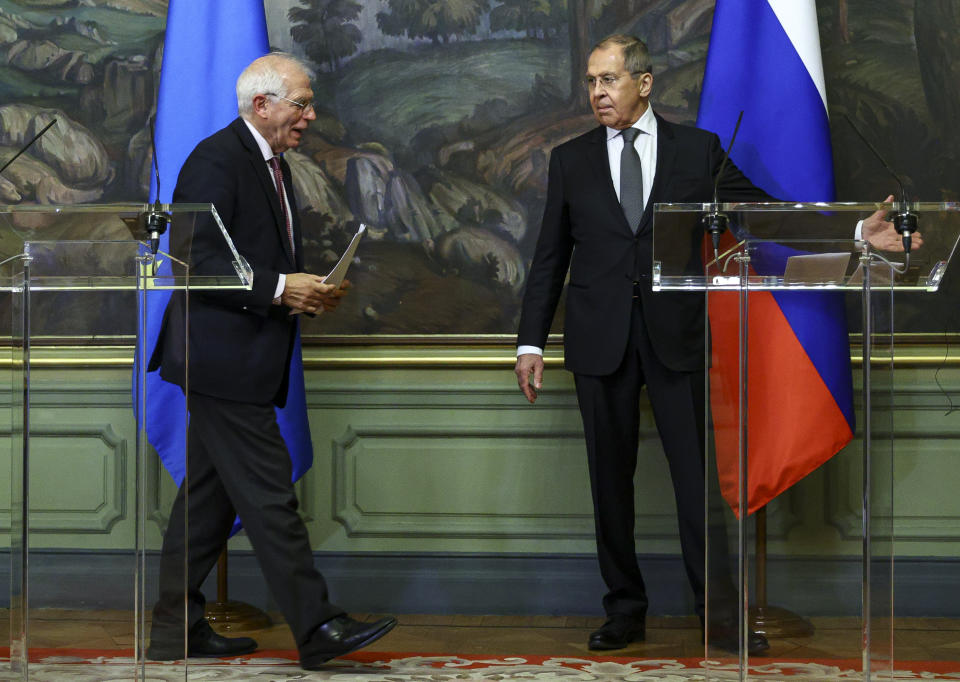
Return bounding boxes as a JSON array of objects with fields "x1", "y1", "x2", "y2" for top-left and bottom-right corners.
[{"x1": 242, "y1": 118, "x2": 287, "y2": 302}]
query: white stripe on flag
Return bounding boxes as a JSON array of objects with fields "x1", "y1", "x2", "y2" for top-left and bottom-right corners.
[{"x1": 766, "y1": 0, "x2": 829, "y2": 110}]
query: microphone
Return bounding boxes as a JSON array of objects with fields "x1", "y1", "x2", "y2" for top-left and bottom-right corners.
[
  {"x1": 703, "y1": 110, "x2": 744, "y2": 264},
  {"x1": 0, "y1": 118, "x2": 57, "y2": 177},
  {"x1": 843, "y1": 113, "x2": 916, "y2": 260},
  {"x1": 144, "y1": 115, "x2": 170, "y2": 255}
]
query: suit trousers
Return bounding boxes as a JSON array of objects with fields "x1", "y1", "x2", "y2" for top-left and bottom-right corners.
[
  {"x1": 152, "y1": 392, "x2": 343, "y2": 647},
  {"x1": 574, "y1": 296, "x2": 734, "y2": 620}
]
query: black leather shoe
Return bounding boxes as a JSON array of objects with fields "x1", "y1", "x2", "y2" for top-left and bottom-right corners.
[
  {"x1": 300, "y1": 614, "x2": 398, "y2": 670},
  {"x1": 588, "y1": 614, "x2": 646, "y2": 650},
  {"x1": 147, "y1": 620, "x2": 257, "y2": 660},
  {"x1": 704, "y1": 621, "x2": 770, "y2": 656}
]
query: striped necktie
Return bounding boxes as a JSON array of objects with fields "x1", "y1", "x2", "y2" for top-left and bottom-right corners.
[{"x1": 268, "y1": 156, "x2": 295, "y2": 257}]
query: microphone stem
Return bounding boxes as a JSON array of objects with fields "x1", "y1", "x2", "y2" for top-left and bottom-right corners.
[{"x1": 0, "y1": 118, "x2": 57, "y2": 176}]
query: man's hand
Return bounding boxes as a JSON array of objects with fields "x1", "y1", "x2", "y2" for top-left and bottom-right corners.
[
  {"x1": 515, "y1": 353, "x2": 544, "y2": 404},
  {"x1": 861, "y1": 194, "x2": 924, "y2": 252},
  {"x1": 318, "y1": 278, "x2": 351, "y2": 312},
  {"x1": 282, "y1": 273, "x2": 350, "y2": 314}
]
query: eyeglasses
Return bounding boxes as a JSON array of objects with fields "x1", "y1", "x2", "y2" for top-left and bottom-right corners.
[
  {"x1": 266, "y1": 93, "x2": 315, "y2": 116},
  {"x1": 584, "y1": 72, "x2": 645, "y2": 91}
]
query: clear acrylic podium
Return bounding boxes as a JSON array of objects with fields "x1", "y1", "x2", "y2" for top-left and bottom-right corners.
[
  {"x1": 653, "y1": 201, "x2": 960, "y2": 681},
  {"x1": 1, "y1": 204, "x2": 250, "y2": 679}
]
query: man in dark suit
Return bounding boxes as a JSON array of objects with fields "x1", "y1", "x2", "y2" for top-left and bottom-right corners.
[
  {"x1": 515, "y1": 34, "x2": 905, "y2": 653},
  {"x1": 147, "y1": 53, "x2": 395, "y2": 670}
]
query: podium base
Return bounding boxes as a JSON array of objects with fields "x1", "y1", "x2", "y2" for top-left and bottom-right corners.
[
  {"x1": 205, "y1": 600, "x2": 271, "y2": 632},
  {"x1": 750, "y1": 605, "x2": 815, "y2": 638}
]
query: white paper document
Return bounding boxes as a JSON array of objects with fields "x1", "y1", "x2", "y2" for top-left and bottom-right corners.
[
  {"x1": 782, "y1": 252, "x2": 852, "y2": 285},
  {"x1": 324, "y1": 223, "x2": 365, "y2": 287}
]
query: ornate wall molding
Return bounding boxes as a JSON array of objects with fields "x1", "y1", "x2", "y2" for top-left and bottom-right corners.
[
  {"x1": 0, "y1": 423, "x2": 126, "y2": 533},
  {"x1": 331, "y1": 424, "x2": 685, "y2": 540}
]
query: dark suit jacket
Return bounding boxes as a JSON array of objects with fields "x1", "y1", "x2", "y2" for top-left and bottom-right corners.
[
  {"x1": 149, "y1": 117, "x2": 304, "y2": 407},
  {"x1": 517, "y1": 113, "x2": 772, "y2": 376}
]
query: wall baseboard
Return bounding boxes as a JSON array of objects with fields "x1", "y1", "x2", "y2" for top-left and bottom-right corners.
[{"x1": 2, "y1": 550, "x2": 957, "y2": 618}]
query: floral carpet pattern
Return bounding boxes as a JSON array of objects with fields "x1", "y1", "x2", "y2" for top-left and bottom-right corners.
[{"x1": 3, "y1": 651, "x2": 960, "y2": 681}]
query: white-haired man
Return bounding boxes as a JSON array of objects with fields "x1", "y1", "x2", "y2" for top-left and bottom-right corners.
[{"x1": 148, "y1": 52, "x2": 395, "y2": 670}]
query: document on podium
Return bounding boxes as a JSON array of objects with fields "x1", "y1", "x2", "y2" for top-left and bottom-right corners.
[
  {"x1": 324, "y1": 223, "x2": 366, "y2": 287},
  {"x1": 782, "y1": 252, "x2": 851, "y2": 285}
]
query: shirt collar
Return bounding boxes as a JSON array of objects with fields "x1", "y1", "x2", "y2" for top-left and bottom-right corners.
[
  {"x1": 242, "y1": 117, "x2": 277, "y2": 162},
  {"x1": 605, "y1": 104, "x2": 656, "y2": 141}
]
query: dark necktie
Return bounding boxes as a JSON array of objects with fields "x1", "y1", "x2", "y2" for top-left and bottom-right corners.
[
  {"x1": 619, "y1": 127, "x2": 643, "y2": 233},
  {"x1": 268, "y1": 156, "x2": 295, "y2": 257}
]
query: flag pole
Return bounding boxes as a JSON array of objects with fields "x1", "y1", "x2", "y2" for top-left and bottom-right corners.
[
  {"x1": 749, "y1": 506, "x2": 814, "y2": 637},
  {"x1": 205, "y1": 548, "x2": 271, "y2": 631}
]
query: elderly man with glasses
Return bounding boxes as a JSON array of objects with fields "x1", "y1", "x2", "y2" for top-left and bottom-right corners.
[
  {"x1": 515, "y1": 33, "x2": 906, "y2": 655},
  {"x1": 147, "y1": 52, "x2": 396, "y2": 670}
]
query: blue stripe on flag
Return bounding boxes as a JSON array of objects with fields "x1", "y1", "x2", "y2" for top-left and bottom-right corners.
[
  {"x1": 699, "y1": 1, "x2": 834, "y2": 202},
  {"x1": 698, "y1": 0, "x2": 855, "y2": 431}
]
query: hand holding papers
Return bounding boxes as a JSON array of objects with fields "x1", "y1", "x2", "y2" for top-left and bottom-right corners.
[
  {"x1": 291, "y1": 223, "x2": 365, "y2": 315},
  {"x1": 323, "y1": 223, "x2": 365, "y2": 288},
  {"x1": 282, "y1": 224, "x2": 365, "y2": 315}
]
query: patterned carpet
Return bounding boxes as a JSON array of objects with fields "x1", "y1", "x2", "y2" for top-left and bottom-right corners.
[{"x1": 4, "y1": 650, "x2": 960, "y2": 681}]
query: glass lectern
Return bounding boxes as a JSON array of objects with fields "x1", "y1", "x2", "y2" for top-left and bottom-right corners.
[
  {"x1": 1, "y1": 203, "x2": 250, "y2": 680},
  {"x1": 653, "y1": 201, "x2": 960, "y2": 681}
]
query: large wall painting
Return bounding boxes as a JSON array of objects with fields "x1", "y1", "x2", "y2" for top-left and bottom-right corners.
[{"x1": 0, "y1": 0, "x2": 957, "y2": 338}]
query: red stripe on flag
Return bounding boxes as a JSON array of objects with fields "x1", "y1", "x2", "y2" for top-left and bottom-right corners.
[{"x1": 708, "y1": 288, "x2": 853, "y2": 518}]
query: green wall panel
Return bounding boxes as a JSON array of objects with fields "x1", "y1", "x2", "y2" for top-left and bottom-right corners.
[{"x1": 1, "y1": 354, "x2": 959, "y2": 561}]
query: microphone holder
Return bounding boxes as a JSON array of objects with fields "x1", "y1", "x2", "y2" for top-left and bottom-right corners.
[
  {"x1": 144, "y1": 204, "x2": 170, "y2": 255},
  {"x1": 700, "y1": 204, "x2": 730, "y2": 260},
  {"x1": 893, "y1": 203, "x2": 917, "y2": 269},
  {"x1": 703, "y1": 207, "x2": 728, "y2": 266}
]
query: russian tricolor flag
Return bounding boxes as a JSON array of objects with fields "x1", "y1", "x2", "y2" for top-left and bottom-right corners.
[
  {"x1": 697, "y1": 0, "x2": 855, "y2": 516},
  {"x1": 137, "y1": 0, "x2": 314, "y2": 530}
]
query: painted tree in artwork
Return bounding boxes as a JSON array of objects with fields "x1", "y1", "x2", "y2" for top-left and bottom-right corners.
[
  {"x1": 914, "y1": 0, "x2": 960, "y2": 168},
  {"x1": 566, "y1": 0, "x2": 592, "y2": 105},
  {"x1": 490, "y1": 0, "x2": 566, "y2": 40},
  {"x1": 289, "y1": 0, "x2": 362, "y2": 70},
  {"x1": 838, "y1": 0, "x2": 849, "y2": 42},
  {"x1": 377, "y1": 0, "x2": 491, "y2": 44},
  {"x1": 564, "y1": 0, "x2": 660, "y2": 105}
]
